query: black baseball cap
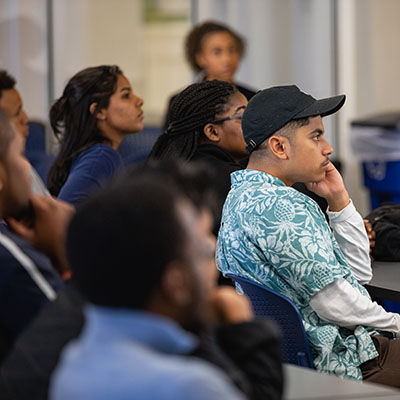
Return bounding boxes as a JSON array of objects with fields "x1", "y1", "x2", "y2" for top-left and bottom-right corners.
[{"x1": 242, "y1": 85, "x2": 346, "y2": 153}]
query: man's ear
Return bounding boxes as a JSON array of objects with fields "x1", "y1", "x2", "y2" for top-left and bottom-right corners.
[
  {"x1": 268, "y1": 136, "x2": 289, "y2": 160},
  {"x1": 89, "y1": 102, "x2": 106, "y2": 121},
  {"x1": 161, "y1": 262, "x2": 192, "y2": 306},
  {"x1": 203, "y1": 123, "x2": 220, "y2": 143}
]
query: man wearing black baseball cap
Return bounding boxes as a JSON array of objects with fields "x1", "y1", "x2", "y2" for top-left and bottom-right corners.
[{"x1": 217, "y1": 85, "x2": 400, "y2": 387}]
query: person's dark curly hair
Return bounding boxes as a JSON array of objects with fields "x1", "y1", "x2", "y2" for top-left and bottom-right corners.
[{"x1": 185, "y1": 21, "x2": 245, "y2": 73}]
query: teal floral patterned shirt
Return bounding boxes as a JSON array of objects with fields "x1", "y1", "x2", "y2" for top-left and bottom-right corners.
[{"x1": 216, "y1": 169, "x2": 378, "y2": 381}]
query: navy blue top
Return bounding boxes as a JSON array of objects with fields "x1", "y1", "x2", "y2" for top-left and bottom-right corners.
[
  {"x1": 0, "y1": 224, "x2": 63, "y2": 362},
  {"x1": 58, "y1": 144, "x2": 122, "y2": 205}
]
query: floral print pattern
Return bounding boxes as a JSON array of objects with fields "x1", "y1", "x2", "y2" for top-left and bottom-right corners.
[{"x1": 216, "y1": 169, "x2": 378, "y2": 380}]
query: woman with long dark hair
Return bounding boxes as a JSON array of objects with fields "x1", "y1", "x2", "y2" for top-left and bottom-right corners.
[{"x1": 48, "y1": 65, "x2": 144, "y2": 204}]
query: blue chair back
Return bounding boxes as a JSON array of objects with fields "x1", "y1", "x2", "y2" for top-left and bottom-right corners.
[
  {"x1": 26, "y1": 121, "x2": 55, "y2": 184},
  {"x1": 118, "y1": 125, "x2": 161, "y2": 166},
  {"x1": 227, "y1": 273, "x2": 314, "y2": 369}
]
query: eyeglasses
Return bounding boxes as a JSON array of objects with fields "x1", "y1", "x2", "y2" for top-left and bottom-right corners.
[{"x1": 210, "y1": 113, "x2": 244, "y2": 124}]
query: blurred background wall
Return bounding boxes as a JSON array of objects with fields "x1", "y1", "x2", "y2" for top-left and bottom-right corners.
[{"x1": 1, "y1": 0, "x2": 400, "y2": 215}]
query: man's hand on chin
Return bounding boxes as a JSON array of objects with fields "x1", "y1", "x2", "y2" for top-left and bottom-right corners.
[{"x1": 306, "y1": 161, "x2": 350, "y2": 212}]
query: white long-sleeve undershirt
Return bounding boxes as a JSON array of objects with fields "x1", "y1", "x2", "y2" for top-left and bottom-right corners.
[
  {"x1": 327, "y1": 200, "x2": 372, "y2": 284},
  {"x1": 310, "y1": 278, "x2": 400, "y2": 334},
  {"x1": 310, "y1": 201, "x2": 400, "y2": 335}
]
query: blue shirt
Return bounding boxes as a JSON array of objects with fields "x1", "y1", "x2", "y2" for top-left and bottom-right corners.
[
  {"x1": 216, "y1": 170, "x2": 378, "y2": 381},
  {"x1": 58, "y1": 144, "x2": 122, "y2": 205},
  {"x1": 50, "y1": 306, "x2": 244, "y2": 400}
]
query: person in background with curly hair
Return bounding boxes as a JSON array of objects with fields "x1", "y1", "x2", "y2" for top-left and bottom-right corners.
[
  {"x1": 163, "y1": 21, "x2": 256, "y2": 132},
  {"x1": 47, "y1": 65, "x2": 144, "y2": 205}
]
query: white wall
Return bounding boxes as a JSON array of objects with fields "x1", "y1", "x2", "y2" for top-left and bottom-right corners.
[
  {"x1": 0, "y1": 0, "x2": 48, "y2": 121},
  {"x1": 52, "y1": 0, "x2": 144, "y2": 101},
  {"x1": 52, "y1": 0, "x2": 191, "y2": 125},
  {"x1": 337, "y1": 0, "x2": 400, "y2": 214},
  {"x1": 354, "y1": 0, "x2": 400, "y2": 116}
]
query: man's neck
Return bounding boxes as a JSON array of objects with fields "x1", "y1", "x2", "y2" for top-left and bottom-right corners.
[{"x1": 246, "y1": 160, "x2": 293, "y2": 186}]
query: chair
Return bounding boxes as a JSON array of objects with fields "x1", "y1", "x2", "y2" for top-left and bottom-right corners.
[
  {"x1": 226, "y1": 273, "x2": 315, "y2": 369},
  {"x1": 118, "y1": 125, "x2": 161, "y2": 166},
  {"x1": 26, "y1": 121, "x2": 55, "y2": 183}
]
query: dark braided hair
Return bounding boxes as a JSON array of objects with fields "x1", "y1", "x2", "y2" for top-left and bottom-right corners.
[
  {"x1": 185, "y1": 21, "x2": 245, "y2": 73},
  {"x1": 47, "y1": 65, "x2": 122, "y2": 196},
  {"x1": 148, "y1": 80, "x2": 237, "y2": 162}
]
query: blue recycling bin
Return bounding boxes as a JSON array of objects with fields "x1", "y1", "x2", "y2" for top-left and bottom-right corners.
[
  {"x1": 351, "y1": 112, "x2": 400, "y2": 210},
  {"x1": 362, "y1": 161, "x2": 400, "y2": 210}
]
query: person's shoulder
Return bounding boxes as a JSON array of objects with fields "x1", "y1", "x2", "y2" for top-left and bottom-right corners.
[
  {"x1": 51, "y1": 344, "x2": 243, "y2": 400},
  {"x1": 155, "y1": 356, "x2": 245, "y2": 400},
  {"x1": 192, "y1": 144, "x2": 242, "y2": 170},
  {"x1": 74, "y1": 144, "x2": 122, "y2": 170},
  {"x1": 0, "y1": 224, "x2": 57, "y2": 280},
  {"x1": 80, "y1": 143, "x2": 120, "y2": 159},
  {"x1": 234, "y1": 83, "x2": 257, "y2": 101},
  {"x1": 227, "y1": 173, "x2": 311, "y2": 220},
  {"x1": 0, "y1": 286, "x2": 84, "y2": 399}
]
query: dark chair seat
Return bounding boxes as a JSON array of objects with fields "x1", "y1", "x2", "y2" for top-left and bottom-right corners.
[{"x1": 227, "y1": 273, "x2": 314, "y2": 369}]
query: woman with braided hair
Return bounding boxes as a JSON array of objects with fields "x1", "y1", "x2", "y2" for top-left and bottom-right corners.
[
  {"x1": 149, "y1": 80, "x2": 248, "y2": 234},
  {"x1": 47, "y1": 65, "x2": 144, "y2": 204}
]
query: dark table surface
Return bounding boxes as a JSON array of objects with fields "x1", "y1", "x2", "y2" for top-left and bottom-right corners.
[{"x1": 365, "y1": 261, "x2": 400, "y2": 302}]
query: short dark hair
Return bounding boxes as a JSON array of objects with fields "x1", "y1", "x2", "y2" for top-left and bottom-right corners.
[
  {"x1": 185, "y1": 21, "x2": 245, "y2": 72},
  {"x1": 250, "y1": 118, "x2": 310, "y2": 158},
  {"x1": 278, "y1": 118, "x2": 310, "y2": 141},
  {"x1": 67, "y1": 163, "x2": 212, "y2": 310},
  {"x1": 0, "y1": 110, "x2": 15, "y2": 160},
  {"x1": 0, "y1": 70, "x2": 16, "y2": 99},
  {"x1": 136, "y1": 160, "x2": 218, "y2": 219}
]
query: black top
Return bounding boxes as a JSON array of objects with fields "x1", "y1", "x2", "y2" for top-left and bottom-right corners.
[
  {"x1": 0, "y1": 224, "x2": 63, "y2": 364},
  {"x1": 191, "y1": 144, "x2": 244, "y2": 233},
  {"x1": 0, "y1": 285, "x2": 84, "y2": 399},
  {"x1": 234, "y1": 83, "x2": 257, "y2": 101},
  {"x1": 365, "y1": 203, "x2": 400, "y2": 261}
]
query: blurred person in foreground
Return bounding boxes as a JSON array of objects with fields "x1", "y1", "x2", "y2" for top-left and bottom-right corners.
[
  {"x1": 50, "y1": 163, "x2": 283, "y2": 400},
  {"x1": 0, "y1": 110, "x2": 72, "y2": 364}
]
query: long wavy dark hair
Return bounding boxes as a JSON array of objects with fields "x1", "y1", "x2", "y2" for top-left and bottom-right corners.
[
  {"x1": 47, "y1": 65, "x2": 122, "y2": 196},
  {"x1": 148, "y1": 80, "x2": 237, "y2": 162}
]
